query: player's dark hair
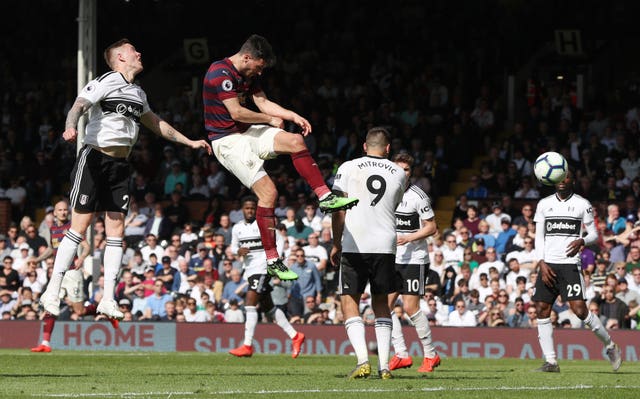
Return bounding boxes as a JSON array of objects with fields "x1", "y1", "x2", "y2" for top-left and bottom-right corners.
[
  {"x1": 365, "y1": 126, "x2": 391, "y2": 148},
  {"x1": 241, "y1": 195, "x2": 258, "y2": 206},
  {"x1": 240, "y1": 34, "x2": 276, "y2": 67},
  {"x1": 104, "y1": 38, "x2": 131, "y2": 68},
  {"x1": 392, "y1": 152, "x2": 414, "y2": 167}
]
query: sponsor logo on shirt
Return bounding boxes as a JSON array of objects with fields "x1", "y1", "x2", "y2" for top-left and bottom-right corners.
[{"x1": 545, "y1": 218, "x2": 580, "y2": 235}]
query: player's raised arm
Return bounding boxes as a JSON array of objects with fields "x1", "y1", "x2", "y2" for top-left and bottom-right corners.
[
  {"x1": 253, "y1": 91, "x2": 311, "y2": 135},
  {"x1": 141, "y1": 111, "x2": 212, "y2": 155}
]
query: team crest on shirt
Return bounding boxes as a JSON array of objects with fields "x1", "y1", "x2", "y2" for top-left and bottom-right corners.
[
  {"x1": 79, "y1": 195, "x2": 88, "y2": 205},
  {"x1": 222, "y1": 79, "x2": 233, "y2": 91}
]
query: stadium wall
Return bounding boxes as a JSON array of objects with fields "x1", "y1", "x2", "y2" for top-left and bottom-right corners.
[{"x1": 1, "y1": 321, "x2": 639, "y2": 361}]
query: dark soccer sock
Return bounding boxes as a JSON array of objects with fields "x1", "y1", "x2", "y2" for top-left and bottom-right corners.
[
  {"x1": 291, "y1": 150, "x2": 330, "y2": 199},
  {"x1": 256, "y1": 206, "x2": 280, "y2": 260},
  {"x1": 43, "y1": 314, "x2": 56, "y2": 342}
]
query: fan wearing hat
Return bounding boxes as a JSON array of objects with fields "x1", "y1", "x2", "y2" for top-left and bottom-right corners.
[{"x1": 156, "y1": 256, "x2": 177, "y2": 291}]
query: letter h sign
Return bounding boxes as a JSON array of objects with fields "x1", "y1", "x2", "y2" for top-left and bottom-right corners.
[{"x1": 555, "y1": 30, "x2": 582, "y2": 56}]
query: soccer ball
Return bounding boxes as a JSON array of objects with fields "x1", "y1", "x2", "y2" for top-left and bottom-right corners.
[{"x1": 534, "y1": 151, "x2": 568, "y2": 186}]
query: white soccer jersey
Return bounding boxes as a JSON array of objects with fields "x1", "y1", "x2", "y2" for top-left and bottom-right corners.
[
  {"x1": 79, "y1": 71, "x2": 151, "y2": 149},
  {"x1": 230, "y1": 219, "x2": 283, "y2": 277},
  {"x1": 395, "y1": 185, "x2": 434, "y2": 264},
  {"x1": 332, "y1": 155, "x2": 406, "y2": 254},
  {"x1": 302, "y1": 244, "x2": 328, "y2": 269},
  {"x1": 534, "y1": 193, "x2": 594, "y2": 264}
]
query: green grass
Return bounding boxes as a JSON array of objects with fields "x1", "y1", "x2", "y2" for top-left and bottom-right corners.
[{"x1": 0, "y1": 350, "x2": 638, "y2": 399}]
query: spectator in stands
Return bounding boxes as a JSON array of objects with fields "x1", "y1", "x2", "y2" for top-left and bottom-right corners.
[
  {"x1": 124, "y1": 200, "x2": 148, "y2": 248},
  {"x1": 474, "y1": 222, "x2": 496, "y2": 250},
  {"x1": 156, "y1": 256, "x2": 177, "y2": 291},
  {"x1": 206, "y1": 159, "x2": 227, "y2": 197},
  {"x1": 514, "y1": 176, "x2": 540, "y2": 199},
  {"x1": 461, "y1": 206, "x2": 480, "y2": 237},
  {"x1": 302, "y1": 232, "x2": 328, "y2": 274},
  {"x1": 465, "y1": 175, "x2": 488, "y2": 199},
  {"x1": 596, "y1": 285, "x2": 630, "y2": 329},
  {"x1": 215, "y1": 214, "x2": 232, "y2": 245},
  {"x1": 451, "y1": 195, "x2": 470, "y2": 226},
  {"x1": 607, "y1": 204, "x2": 626, "y2": 235},
  {"x1": 301, "y1": 202, "x2": 322, "y2": 233},
  {"x1": 140, "y1": 234, "x2": 164, "y2": 263},
  {"x1": 221, "y1": 268, "x2": 247, "y2": 307},
  {"x1": 485, "y1": 202, "x2": 511, "y2": 238},
  {"x1": 164, "y1": 191, "x2": 188, "y2": 234},
  {"x1": 144, "y1": 204, "x2": 172, "y2": 241},
  {"x1": 0, "y1": 257, "x2": 19, "y2": 292},
  {"x1": 616, "y1": 278, "x2": 640, "y2": 306},
  {"x1": 447, "y1": 298, "x2": 477, "y2": 327},
  {"x1": 288, "y1": 248, "x2": 323, "y2": 318},
  {"x1": 506, "y1": 297, "x2": 529, "y2": 328}
]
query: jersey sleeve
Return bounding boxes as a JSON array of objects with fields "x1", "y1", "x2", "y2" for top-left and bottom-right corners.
[
  {"x1": 533, "y1": 200, "x2": 544, "y2": 224},
  {"x1": 331, "y1": 161, "x2": 351, "y2": 194},
  {"x1": 204, "y1": 66, "x2": 239, "y2": 101},
  {"x1": 78, "y1": 77, "x2": 110, "y2": 104},
  {"x1": 140, "y1": 89, "x2": 151, "y2": 115},
  {"x1": 230, "y1": 224, "x2": 240, "y2": 254},
  {"x1": 418, "y1": 194, "x2": 435, "y2": 220}
]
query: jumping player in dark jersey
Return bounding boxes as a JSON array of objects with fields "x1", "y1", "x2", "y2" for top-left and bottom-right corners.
[{"x1": 203, "y1": 34, "x2": 358, "y2": 281}]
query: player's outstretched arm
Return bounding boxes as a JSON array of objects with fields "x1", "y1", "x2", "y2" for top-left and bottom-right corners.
[
  {"x1": 141, "y1": 112, "x2": 212, "y2": 155},
  {"x1": 62, "y1": 97, "x2": 93, "y2": 142},
  {"x1": 253, "y1": 91, "x2": 311, "y2": 135}
]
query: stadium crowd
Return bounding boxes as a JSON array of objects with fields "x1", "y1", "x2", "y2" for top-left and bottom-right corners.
[{"x1": 1, "y1": 1, "x2": 640, "y2": 334}]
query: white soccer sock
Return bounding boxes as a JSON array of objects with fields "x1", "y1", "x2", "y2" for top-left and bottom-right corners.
[
  {"x1": 375, "y1": 317, "x2": 393, "y2": 371},
  {"x1": 272, "y1": 307, "x2": 297, "y2": 338},
  {"x1": 102, "y1": 237, "x2": 123, "y2": 302},
  {"x1": 345, "y1": 316, "x2": 368, "y2": 365},
  {"x1": 410, "y1": 310, "x2": 436, "y2": 358},
  {"x1": 537, "y1": 317, "x2": 557, "y2": 364},
  {"x1": 391, "y1": 312, "x2": 408, "y2": 358},
  {"x1": 583, "y1": 311, "x2": 613, "y2": 347},
  {"x1": 244, "y1": 306, "x2": 258, "y2": 346},
  {"x1": 44, "y1": 230, "x2": 82, "y2": 297}
]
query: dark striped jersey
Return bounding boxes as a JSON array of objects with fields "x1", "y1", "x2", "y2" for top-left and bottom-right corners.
[
  {"x1": 395, "y1": 185, "x2": 434, "y2": 264},
  {"x1": 534, "y1": 193, "x2": 594, "y2": 264},
  {"x1": 50, "y1": 220, "x2": 71, "y2": 256},
  {"x1": 202, "y1": 58, "x2": 262, "y2": 141}
]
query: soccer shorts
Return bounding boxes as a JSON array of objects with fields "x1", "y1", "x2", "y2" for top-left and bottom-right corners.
[
  {"x1": 246, "y1": 273, "x2": 273, "y2": 295},
  {"x1": 338, "y1": 252, "x2": 396, "y2": 296},
  {"x1": 60, "y1": 269, "x2": 85, "y2": 303},
  {"x1": 532, "y1": 262, "x2": 586, "y2": 303},
  {"x1": 69, "y1": 146, "x2": 130, "y2": 213},
  {"x1": 394, "y1": 263, "x2": 428, "y2": 296},
  {"x1": 210, "y1": 125, "x2": 280, "y2": 189}
]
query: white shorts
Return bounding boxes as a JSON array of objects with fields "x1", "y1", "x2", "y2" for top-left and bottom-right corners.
[
  {"x1": 211, "y1": 125, "x2": 280, "y2": 188},
  {"x1": 60, "y1": 269, "x2": 85, "y2": 303}
]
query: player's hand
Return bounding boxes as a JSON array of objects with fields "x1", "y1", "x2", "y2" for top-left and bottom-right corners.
[
  {"x1": 397, "y1": 235, "x2": 411, "y2": 246},
  {"x1": 62, "y1": 128, "x2": 78, "y2": 142},
  {"x1": 330, "y1": 245, "x2": 341, "y2": 267},
  {"x1": 538, "y1": 260, "x2": 556, "y2": 287},
  {"x1": 237, "y1": 247, "x2": 250, "y2": 257},
  {"x1": 565, "y1": 238, "x2": 584, "y2": 257},
  {"x1": 268, "y1": 116, "x2": 284, "y2": 129},
  {"x1": 189, "y1": 139, "x2": 213, "y2": 155},
  {"x1": 292, "y1": 115, "x2": 312, "y2": 136}
]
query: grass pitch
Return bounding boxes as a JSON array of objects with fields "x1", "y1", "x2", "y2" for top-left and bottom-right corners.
[{"x1": 0, "y1": 350, "x2": 638, "y2": 399}]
